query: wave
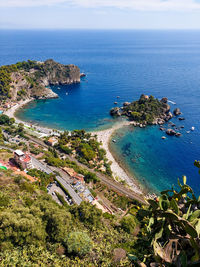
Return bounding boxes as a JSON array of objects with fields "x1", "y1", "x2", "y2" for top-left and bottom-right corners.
[{"x1": 168, "y1": 100, "x2": 176, "y2": 105}]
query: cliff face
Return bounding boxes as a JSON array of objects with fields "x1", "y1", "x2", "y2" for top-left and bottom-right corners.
[
  {"x1": 4, "y1": 59, "x2": 80, "y2": 101},
  {"x1": 40, "y1": 59, "x2": 80, "y2": 86}
]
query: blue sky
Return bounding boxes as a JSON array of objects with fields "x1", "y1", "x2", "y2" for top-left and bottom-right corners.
[{"x1": 1, "y1": 0, "x2": 200, "y2": 29}]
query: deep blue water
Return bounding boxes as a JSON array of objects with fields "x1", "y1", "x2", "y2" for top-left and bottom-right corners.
[{"x1": 0, "y1": 30, "x2": 200, "y2": 193}]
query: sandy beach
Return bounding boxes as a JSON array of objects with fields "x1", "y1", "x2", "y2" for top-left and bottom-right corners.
[
  {"x1": 93, "y1": 121, "x2": 143, "y2": 194},
  {"x1": 4, "y1": 99, "x2": 60, "y2": 137},
  {"x1": 4, "y1": 100, "x2": 143, "y2": 194}
]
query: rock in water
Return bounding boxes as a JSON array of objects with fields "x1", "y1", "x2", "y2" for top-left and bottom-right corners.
[
  {"x1": 166, "y1": 129, "x2": 176, "y2": 136},
  {"x1": 110, "y1": 107, "x2": 121, "y2": 116},
  {"x1": 173, "y1": 108, "x2": 181, "y2": 116},
  {"x1": 160, "y1": 97, "x2": 168, "y2": 103},
  {"x1": 123, "y1": 102, "x2": 131, "y2": 107}
]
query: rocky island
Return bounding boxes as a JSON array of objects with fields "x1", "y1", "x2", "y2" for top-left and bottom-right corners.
[
  {"x1": 0, "y1": 59, "x2": 80, "y2": 101},
  {"x1": 110, "y1": 94, "x2": 173, "y2": 127}
]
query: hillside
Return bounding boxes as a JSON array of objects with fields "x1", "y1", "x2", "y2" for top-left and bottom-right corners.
[
  {"x1": 0, "y1": 59, "x2": 80, "y2": 101},
  {"x1": 0, "y1": 123, "x2": 200, "y2": 265}
]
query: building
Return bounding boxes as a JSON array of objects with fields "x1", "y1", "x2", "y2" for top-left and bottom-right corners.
[
  {"x1": 47, "y1": 137, "x2": 58, "y2": 146},
  {"x1": 3, "y1": 103, "x2": 11, "y2": 109},
  {"x1": 14, "y1": 150, "x2": 33, "y2": 170},
  {"x1": 62, "y1": 167, "x2": 84, "y2": 183}
]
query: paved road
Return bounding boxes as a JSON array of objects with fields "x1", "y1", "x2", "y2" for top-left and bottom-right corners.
[
  {"x1": 31, "y1": 156, "x2": 82, "y2": 205},
  {"x1": 0, "y1": 144, "x2": 82, "y2": 205},
  {"x1": 48, "y1": 184, "x2": 62, "y2": 205},
  {"x1": 27, "y1": 135, "x2": 147, "y2": 204},
  {"x1": 2, "y1": 131, "x2": 147, "y2": 204}
]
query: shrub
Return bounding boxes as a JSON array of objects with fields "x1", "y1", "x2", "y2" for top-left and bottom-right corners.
[
  {"x1": 120, "y1": 214, "x2": 137, "y2": 234},
  {"x1": 66, "y1": 231, "x2": 92, "y2": 256}
]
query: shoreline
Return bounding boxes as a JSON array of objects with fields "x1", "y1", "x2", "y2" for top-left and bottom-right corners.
[
  {"x1": 4, "y1": 99, "x2": 59, "y2": 137},
  {"x1": 5, "y1": 98, "x2": 144, "y2": 195},
  {"x1": 93, "y1": 121, "x2": 143, "y2": 195}
]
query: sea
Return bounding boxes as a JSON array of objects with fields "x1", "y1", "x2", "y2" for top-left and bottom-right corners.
[{"x1": 0, "y1": 29, "x2": 200, "y2": 194}]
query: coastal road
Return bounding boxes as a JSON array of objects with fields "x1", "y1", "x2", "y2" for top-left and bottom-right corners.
[
  {"x1": 27, "y1": 135, "x2": 147, "y2": 204},
  {"x1": 0, "y1": 144, "x2": 82, "y2": 205},
  {"x1": 31, "y1": 156, "x2": 82, "y2": 205}
]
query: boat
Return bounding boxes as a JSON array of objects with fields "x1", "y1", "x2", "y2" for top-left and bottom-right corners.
[
  {"x1": 161, "y1": 136, "x2": 166, "y2": 139},
  {"x1": 66, "y1": 92, "x2": 68, "y2": 95},
  {"x1": 191, "y1": 126, "x2": 195, "y2": 131},
  {"x1": 117, "y1": 96, "x2": 120, "y2": 98},
  {"x1": 57, "y1": 87, "x2": 61, "y2": 90},
  {"x1": 186, "y1": 131, "x2": 190, "y2": 134},
  {"x1": 112, "y1": 139, "x2": 117, "y2": 143},
  {"x1": 114, "y1": 102, "x2": 118, "y2": 104}
]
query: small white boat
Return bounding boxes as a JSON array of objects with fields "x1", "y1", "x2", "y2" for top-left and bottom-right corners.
[
  {"x1": 191, "y1": 126, "x2": 195, "y2": 131},
  {"x1": 162, "y1": 136, "x2": 166, "y2": 140},
  {"x1": 186, "y1": 131, "x2": 190, "y2": 134},
  {"x1": 66, "y1": 92, "x2": 68, "y2": 95},
  {"x1": 57, "y1": 87, "x2": 61, "y2": 90},
  {"x1": 112, "y1": 139, "x2": 117, "y2": 143}
]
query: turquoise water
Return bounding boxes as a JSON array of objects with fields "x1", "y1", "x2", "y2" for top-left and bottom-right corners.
[
  {"x1": 110, "y1": 124, "x2": 199, "y2": 193},
  {"x1": 1, "y1": 30, "x2": 200, "y2": 193}
]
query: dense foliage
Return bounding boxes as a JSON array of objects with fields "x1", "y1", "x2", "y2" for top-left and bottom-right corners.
[
  {"x1": 0, "y1": 69, "x2": 11, "y2": 98},
  {"x1": 0, "y1": 60, "x2": 39, "y2": 98},
  {"x1": 0, "y1": 167, "x2": 138, "y2": 265},
  {"x1": 0, "y1": 114, "x2": 15, "y2": 126},
  {"x1": 1, "y1": 143, "x2": 200, "y2": 266},
  {"x1": 55, "y1": 130, "x2": 112, "y2": 175},
  {"x1": 123, "y1": 95, "x2": 166, "y2": 124}
]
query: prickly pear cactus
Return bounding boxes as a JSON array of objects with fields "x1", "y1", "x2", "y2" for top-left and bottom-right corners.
[{"x1": 141, "y1": 175, "x2": 200, "y2": 266}]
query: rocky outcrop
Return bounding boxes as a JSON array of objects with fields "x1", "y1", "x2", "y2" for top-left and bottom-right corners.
[
  {"x1": 166, "y1": 129, "x2": 181, "y2": 137},
  {"x1": 40, "y1": 59, "x2": 80, "y2": 86},
  {"x1": 8, "y1": 59, "x2": 80, "y2": 101},
  {"x1": 166, "y1": 129, "x2": 176, "y2": 136},
  {"x1": 110, "y1": 95, "x2": 174, "y2": 126},
  {"x1": 173, "y1": 108, "x2": 181, "y2": 116},
  {"x1": 160, "y1": 97, "x2": 168, "y2": 103},
  {"x1": 110, "y1": 107, "x2": 121, "y2": 117},
  {"x1": 123, "y1": 102, "x2": 131, "y2": 107},
  {"x1": 179, "y1": 117, "x2": 185, "y2": 121}
]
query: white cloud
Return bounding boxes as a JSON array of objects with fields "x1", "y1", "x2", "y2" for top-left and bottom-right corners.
[{"x1": 1, "y1": 0, "x2": 200, "y2": 11}]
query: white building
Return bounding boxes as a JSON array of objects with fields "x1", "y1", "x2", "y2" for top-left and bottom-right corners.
[{"x1": 14, "y1": 150, "x2": 33, "y2": 170}]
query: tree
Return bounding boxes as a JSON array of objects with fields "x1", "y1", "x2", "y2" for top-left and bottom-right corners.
[
  {"x1": 120, "y1": 215, "x2": 137, "y2": 234},
  {"x1": 66, "y1": 231, "x2": 92, "y2": 256},
  {"x1": 0, "y1": 207, "x2": 46, "y2": 248},
  {"x1": 84, "y1": 172, "x2": 99, "y2": 184},
  {"x1": 17, "y1": 123, "x2": 24, "y2": 133},
  {"x1": 71, "y1": 202, "x2": 102, "y2": 229},
  {"x1": 79, "y1": 143, "x2": 95, "y2": 161},
  {"x1": 0, "y1": 115, "x2": 10, "y2": 125},
  {"x1": 9, "y1": 117, "x2": 15, "y2": 125},
  {"x1": 32, "y1": 198, "x2": 72, "y2": 243}
]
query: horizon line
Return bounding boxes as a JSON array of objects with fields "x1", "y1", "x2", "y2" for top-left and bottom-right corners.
[{"x1": 1, "y1": 28, "x2": 200, "y2": 31}]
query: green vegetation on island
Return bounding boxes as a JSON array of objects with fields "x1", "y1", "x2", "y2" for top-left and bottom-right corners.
[
  {"x1": 110, "y1": 94, "x2": 173, "y2": 126},
  {"x1": 0, "y1": 59, "x2": 80, "y2": 101}
]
